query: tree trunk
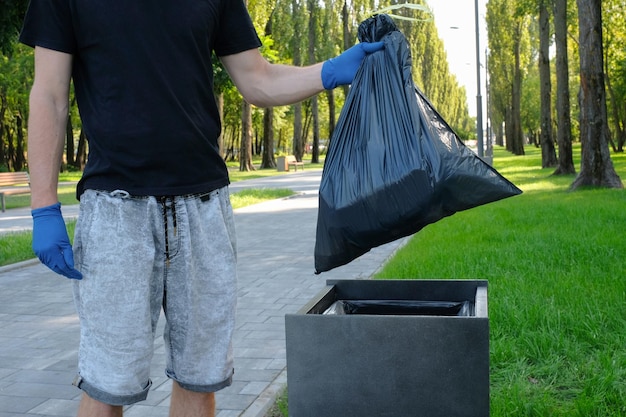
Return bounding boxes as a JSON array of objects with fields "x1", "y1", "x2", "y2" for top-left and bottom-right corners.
[
  {"x1": 511, "y1": 30, "x2": 525, "y2": 156},
  {"x1": 66, "y1": 114, "x2": 75, "y2": 167},
  {"x1": 239, "y1": 101, "x2": 255, "y2": 171},
  {"x1": 15, "y1": 112, "x2": 25, "y2": 171},
  {"x1": 495, "y1": 121, "x2": 504, "y2": 147},
  {"x1": 291, "y1": 0, "x2": 303, "y2": 158},
  {"x1": 307, "y1": 0, "x2": 318, "y2": 164},
  {"x1": 261, "y1": 107, "x2": 276, "y2": 168},
  {"x1": 0, "y1": 92, "x2": 7, "y2": 168},
  {"x1": 6, "y1": 125, "x2": 14, "y2": 171},
  {"x1": 539, "y1": 1, "x2": 557, "y2": 168},
  {"x1": 73, "y1": 128, "x2": 87, "y2": 170},
  {"x1": 341, "y1": 0, "x2": 351, "y2": 99},
  {"x1": 216, "y1": 92, "x2": 225, "y2": 158},
  {"x1": 604, "y1": 74, "x2": 623, "y2": 153},
  {"x1": 571, "y1": 0, "x2": 622, "y2": 189},
  {"x1": 552, "y1": 0, "x2": 576, "y2": 175}
]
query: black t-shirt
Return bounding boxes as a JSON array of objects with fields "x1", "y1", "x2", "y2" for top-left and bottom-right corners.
[{"x1": 20, "y1": 0, "x2": 262, "y2": 197}]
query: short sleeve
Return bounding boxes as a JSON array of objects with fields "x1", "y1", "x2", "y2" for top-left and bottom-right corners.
[
  {"x1": 19, "y1": 0, "x2": 77, "y2": 54},
  {"x1": 213, "y1": 0, "x2": 261, "y2": 57}
]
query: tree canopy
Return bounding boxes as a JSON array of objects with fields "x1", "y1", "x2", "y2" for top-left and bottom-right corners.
[{"x1": 2, "y1": 0, "x2": 624, "y2": 190}]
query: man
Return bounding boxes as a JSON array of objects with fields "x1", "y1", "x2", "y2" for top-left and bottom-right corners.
[{"x1": 20, "y1": 0, "x2": 382, "y2": 415}]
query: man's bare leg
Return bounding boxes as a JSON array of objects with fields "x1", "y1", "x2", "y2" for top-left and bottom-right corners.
[
  {"x1": 77, "y1": 393, "x2": 123, "y2": 417},
  {"x1": 169, "y1": 381, "x2": 216, "y2": 417}
]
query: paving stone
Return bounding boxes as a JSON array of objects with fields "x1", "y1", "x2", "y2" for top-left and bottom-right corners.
[
  {"x1": 27, "y1": 399, "x2": 79, "y2": 416},
  {"x1": 0, "y1": 394, "x2": 46, "y2": 413}
]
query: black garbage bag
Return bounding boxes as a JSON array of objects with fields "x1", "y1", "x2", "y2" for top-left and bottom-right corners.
[
  {"x1": 314, "y1": 14, "x2": 522, "y2": 274},
  {"x1": 323, "y1": 300, "x2": 472, "y2": 316}
]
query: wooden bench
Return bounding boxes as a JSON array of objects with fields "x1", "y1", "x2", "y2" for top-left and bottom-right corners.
[
  {"x1": 286, "y1": 155, "x2": 304, "y2": 171},
  {"x1": 0, "y1": 171, "x2": 31, "y2": 212}
]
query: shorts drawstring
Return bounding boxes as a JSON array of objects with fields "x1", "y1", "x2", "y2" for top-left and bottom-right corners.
[{"x1": 160, "y1": 196, "x2": 177, "y2": 267}]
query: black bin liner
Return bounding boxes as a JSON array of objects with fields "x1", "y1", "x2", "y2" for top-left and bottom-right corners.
[
  {"x1": 314, "y1": 15, "x2": 522, "y2": 273},
  {"x1": 323, "y1": 299, "x2": 472, "y2": 316}
]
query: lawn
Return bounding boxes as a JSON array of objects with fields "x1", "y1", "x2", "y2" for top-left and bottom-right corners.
[{"x1": 376, "y1": 146, "x2": 626, "y2": 416}]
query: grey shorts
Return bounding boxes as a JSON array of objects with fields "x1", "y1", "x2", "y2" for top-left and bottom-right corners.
[{"x1": 71, "y1": 187, "x2": 237, "y2": 406}]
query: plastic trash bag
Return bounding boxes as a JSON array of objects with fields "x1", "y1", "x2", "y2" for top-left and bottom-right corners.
[
  {"x1": 314, "y1": 14, "x2": 522, "y2": 274},
  {"x1": 323, "y1": 300, "x2": 472, "y2": 316}
]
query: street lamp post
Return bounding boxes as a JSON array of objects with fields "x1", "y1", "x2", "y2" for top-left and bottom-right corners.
[{"x1": 474, "y1": 0, "x2": 484, "y2": 159}]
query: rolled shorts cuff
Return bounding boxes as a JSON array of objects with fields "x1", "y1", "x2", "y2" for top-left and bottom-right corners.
[
  {"x1": 166, "y1": 369, "x2": 233, "y2": 393},
  {"x1": 72, "y1": 374, "x2": 152, "y2": 406}
]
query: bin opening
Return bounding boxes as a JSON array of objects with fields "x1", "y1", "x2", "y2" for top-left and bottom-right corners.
[{"x1": 323, "y1": 300, "x2": 472, "y2": 316}]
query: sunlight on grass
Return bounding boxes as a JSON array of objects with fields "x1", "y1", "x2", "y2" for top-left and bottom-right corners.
[{"x1": 230, "y1": 188, "x2": 294, "y2": 209}]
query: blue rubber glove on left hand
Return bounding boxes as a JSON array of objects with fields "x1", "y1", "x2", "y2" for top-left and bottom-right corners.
[
  {"x1": 321, "y1": 41, "x2": 385, "y2": 90},
  {"x1": 32, "y1": 202, "x2": 83, "y2": 280}
]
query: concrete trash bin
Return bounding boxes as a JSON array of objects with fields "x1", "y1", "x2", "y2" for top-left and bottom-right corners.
[
  {"x1": 277, "y1": 156, "x2": 288, "y2": 171},
  {"x1": 285, "y1": 279, "x2": 489, "y2": 417}
]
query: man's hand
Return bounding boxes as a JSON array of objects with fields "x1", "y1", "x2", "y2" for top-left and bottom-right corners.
[
  {"x1": 32, "y1": 202, "x2": 82, "y2": 280},
  {"x1": 321, "y1": 41, "x2": 385, "y2": 90}
]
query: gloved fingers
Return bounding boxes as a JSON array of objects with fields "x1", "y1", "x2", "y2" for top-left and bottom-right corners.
[
  {"x1": 35, "y1": 243, "x2": 83, "y2": 280},
  {"x1": 31, "y1": 202, "x2": 82, "y2": 280},
  {"x1": 61, "y1": 246, "x2": 83, "y2": 280},
  {"x1": 360, "y1": 41, "x2": 385, "y2": 54},
  {"x1": 49, "y1": 262, "x2": 82, "y2": 280}
]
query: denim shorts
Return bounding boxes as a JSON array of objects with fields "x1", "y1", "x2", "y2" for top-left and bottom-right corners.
[{"x1": 71, "y1": 187, "x2": 237, "y2": 406}]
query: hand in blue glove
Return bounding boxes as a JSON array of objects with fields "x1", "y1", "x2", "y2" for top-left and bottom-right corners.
[
  {"x1": 32, "y1": 202, "x2": 82, "y2": 280},
  {"x1": 321, "y1": 41, "x2": 385, "y2": 90}
]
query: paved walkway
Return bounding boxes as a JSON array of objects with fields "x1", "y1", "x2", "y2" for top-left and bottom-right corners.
[{"x1": 0, "y1": 170, "x2": 408, "y2": 417}]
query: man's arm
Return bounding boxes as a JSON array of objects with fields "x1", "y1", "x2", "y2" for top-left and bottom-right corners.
[
  {"x1": 28, "y1": 46, "x2": 73, "y2": 209},
  {"x1": 220, "y1": 42, "x2": 384, "y2": 108},
  {"x1": 220, "y1": 49, "x2": 324, "y2": 108},
  {"x1": 27, "y1": 46, "x2": 82, "y2": 280}
]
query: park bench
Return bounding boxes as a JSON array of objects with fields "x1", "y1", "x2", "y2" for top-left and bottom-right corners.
[
  {"x1": 0, "y1": 171, "x2": 30, "y2": 212},
  {"x1": 286, "y1": 155, "x2": 304, "y2": 171}
]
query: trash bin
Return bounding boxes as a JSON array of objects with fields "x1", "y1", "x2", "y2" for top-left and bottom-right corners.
[
  {"x1": 277, "y1": 156, "x2": 288, "y2": 171},
  {"x1": 285, "y1": 279, "x2": 489, "y2": 417}
]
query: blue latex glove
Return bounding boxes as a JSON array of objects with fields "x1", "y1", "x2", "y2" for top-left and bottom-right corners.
[
  {"x1": 321, "y1": 41, "x2": 385, "y2": 89},
  {"x1": 32, "y1": 202, "x2": 82, "y2": 280}
]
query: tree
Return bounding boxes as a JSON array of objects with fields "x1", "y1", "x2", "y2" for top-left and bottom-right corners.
[
  {"x1": 1, "y1": 0, "x2": 30, "y2": 171},
  {"x1": 509, "y1": 19, "x2": 526, "y2": 155},
  {"x1": 306, "y1": 0, "x2": 320, "y2": 164},
  {"x1": 570, "y1": 0, "x2": 622, "y2": 189},
  {"x1": 602, "y1": 0, "x2": 626, "y2": 153},
  {"x1": 520, "y1": 67, "x2": 541, "y2": 144},
  {"x1": 260, "y1": 18, "x2": 277, "y2": 169},
  {"x1": 487, "y1": 0, "x2": 528, "y2": 155},
  {"x1": 239, "y1": 0, "x2": 275, "y2": 171},
  {"x1": 538, "y1": 0, "x2": 557, "y2": 167},
  {"x1": 291, "y1": 0, "x2": 305, "y2": 160},
  {"x1": 1, "y1": 45, "x2": 32, "y2": 171},
  {"x1": 0, "y1": 0, "x2": 29, "y2": 56},
  {"x1": 551, "y1": 0, "x2": 576, "y2": 175},
  {"x1": 239, "y1": 100, "x2": 254, "y2": 171}
]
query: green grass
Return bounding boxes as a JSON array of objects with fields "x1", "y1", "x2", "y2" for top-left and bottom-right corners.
[
  {"x1": 0, "y1": 188, "x2": 294, "y2": 267},
  {"x1": 376, "y1": 145, "x2": 626, "y2": 416},
  {"x1": 230, "y1": 188, "x2": 294, "y2": 209}
]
